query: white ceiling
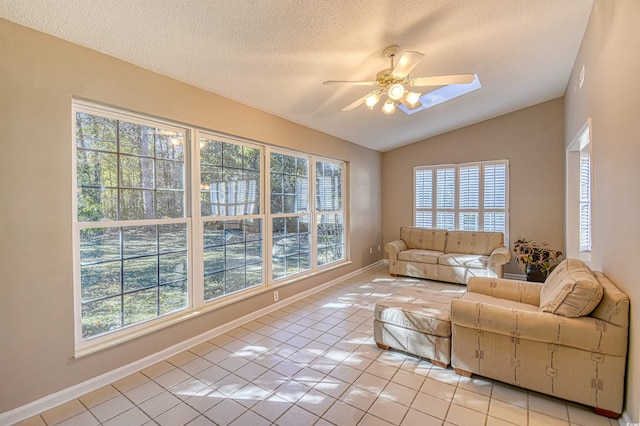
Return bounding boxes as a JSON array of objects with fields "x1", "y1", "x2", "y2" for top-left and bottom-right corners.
[{"x1": 0, "y1": 0, "x2": 593, "y2": 152}]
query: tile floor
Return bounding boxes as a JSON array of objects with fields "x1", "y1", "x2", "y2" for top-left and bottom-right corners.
[{"x1": 16, "y1": 265, "x2": 619, "y2": 426}]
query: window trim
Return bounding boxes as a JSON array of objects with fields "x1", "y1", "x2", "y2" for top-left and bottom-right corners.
[
  {"x1": 413, "y1": 159, "x2": 509, "y2": 241},
  {"x1": 72, "y1": 99, "x2": 350, "y2": 356}
]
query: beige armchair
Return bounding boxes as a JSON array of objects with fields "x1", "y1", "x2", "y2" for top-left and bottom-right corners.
[{"x1": 450, "y1": 259, "x2": 629, "y2": 418}]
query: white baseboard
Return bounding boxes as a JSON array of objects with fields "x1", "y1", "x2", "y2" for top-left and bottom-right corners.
[
  {"x1": 618, "y1": 410, "x2": 634, "y2": 426},
  {"x1": 0, "y1": 260, "x2": 385, "y2": 426}
]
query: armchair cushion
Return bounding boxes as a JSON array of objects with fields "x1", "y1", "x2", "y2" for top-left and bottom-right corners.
[{"x1": 539, "y1": 259, "x2": 603, "y2": 318}]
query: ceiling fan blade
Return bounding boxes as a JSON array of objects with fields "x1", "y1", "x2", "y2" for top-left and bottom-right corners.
[
  {"x1": 411, "y1": 74, "x2": 476, "y2": 87},
  {"x1": 323, "y1": 80, "x2": 378, "y2": 86},
  {"x1": 341, "y1": 96, "x2": 367, "y2": 112},
  {"x1": 391, "y1": 51, "x2": 424, "y2": 78},
  {"x1": 399, "y1": 97, "x2": 423, "y2": 110},
  {"x1": 341, "y1": 90, "x2": 380, "y2": 111}
]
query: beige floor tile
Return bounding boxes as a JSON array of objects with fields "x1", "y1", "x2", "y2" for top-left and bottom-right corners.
[
  {"x1": 13, "y1": 415, "x2": 46, "y2": 426},
  {"x1": 528, "y1": 392, "x2": 569, "y2": 420},
  {"x1": 358, "y1": 413, "x2": 394, "y2": 426},
  {"x1": 391, "y1": 368, "x2": 426, "y2": 391},
  {"x1": 90, "y1": 394, "x2": 135, "y2": 423},
  {"x1": 113, "y1": 372, "x2": 149, "y2": 393},
  {"x1": 322, "y1": 400, "x2": 365, "y2": 426},
  {"x1": 491, "y1": 382, "x2": 528, "y2": 408},
  {"x1": 411, "y1": 391, "x2": 450, "y2": 420},
  {"x1": 251, "y1": 395, "x2": 293, "y2": 421},
  {"x1": 78, "y1": 385, "x2": 120, "y2": 408},
  {"x1": 420, "y1": 377, "x2": 457, "y2": 402},
  {"x1": 488, "y1": 399, "x2": 528, "y2": 425},
  {"x1": 203, "y1": 398, "x2": 246, "y2": 425},
  {"x1": 138, "y1": 391, "x2": 181, "y2": 418},
  {"x1": 125, "y1": 379, "x2": 164, "y2": 404},
  {"x1": 102, "y1": 407, "x2": 150, "y2": 426},
  {"x1": 274, "y1": 405, "x2": 319, "y2": 426},
  {"x1": 453, "y1": 387, "x2": 490, "y2": 414},
  {"x1": 41, "y1": 399, "x2": 85, "y2": 425},
  {"x1": 379, "y1": 381, "x2": 417, "y2": 407},
  {"x1": 155, "y1": 402, "x2": 199, "y2": 426},
  {"x1": 567, "y1": 404, "x2": 614, "y2": 426},
  {"x1": 141, "y1": 361, "x2": 175, "y2": 379},
  {"x1": 529, "y1": 409, "x2": 571, "y2": 426},
  {"x1": 368, "y1": 396, "x2": 409, "y2": 424},
  {"x1": 56, "y1": 410, "x2": 99, "y2": 426},
  {"x1": 166, "y1": 350, "x2": 198, "y2": 367},
  {"x1": 446, "y1": 403, "x2": 487, "y2": 426},
  {"x1": 401, "y1": 408, "x2": 443, "y2": 426}
]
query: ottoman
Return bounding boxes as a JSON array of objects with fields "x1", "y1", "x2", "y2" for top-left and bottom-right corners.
[{"x1": 373, "y1": 287, "x2": 463, "y2": 367}]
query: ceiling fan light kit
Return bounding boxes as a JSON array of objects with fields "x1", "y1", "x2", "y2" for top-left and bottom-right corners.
[{"x1": 324, "y1": 45, "x2": 477, "y2": 115}]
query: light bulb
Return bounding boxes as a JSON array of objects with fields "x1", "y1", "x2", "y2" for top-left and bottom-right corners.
[
  {"x1": 382, "y1": 99, "x2": 396, "y2": 115},
  {"x1": 365, "y1": 93, "x2": 380, "y2": 109},
  {"x1": 387, "y1": 83, "x2": 405, "y2": 101},
  {"x1": 405, "y1": 91, "x2": 421, "y2": 107}
]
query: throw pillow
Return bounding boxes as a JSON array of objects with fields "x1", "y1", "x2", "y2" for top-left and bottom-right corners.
[{"x1": 538, "y1": 258, "x2": 603, "y2": 317}]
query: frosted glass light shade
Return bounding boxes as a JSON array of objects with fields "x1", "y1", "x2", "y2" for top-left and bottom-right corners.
[
  {"x1": 382, "y1": 99, "x2": 396, "y2": 114},
  {"x1": 387, "y1": 83, "x2": 405, "y2": 101}
]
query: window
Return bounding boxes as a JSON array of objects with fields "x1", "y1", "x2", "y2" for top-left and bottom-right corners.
[
  {"x1": 74, "y1": 108, "x2": 189, "y2": 340},
  {"x1": 200, "y1": 135, "x2": 263, "y2": 301},
  {"x1": 316, "y1": 160, "x2": 344, "y2": 266},
  {"x1": 567, "y1": 120, "x2": 592, "y2": 262},
  {"x1": 270, "y1": 152, "x2": 311, "y2": 280},
  {"x1": 414, "y1": 160, "x2": 509, "y2": 237},
  {"x1": 73, "y1": 100, "x2": 347, "y2": 352}
]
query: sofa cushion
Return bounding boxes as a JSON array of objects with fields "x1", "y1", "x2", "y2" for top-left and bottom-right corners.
[
  {"x1": 398, "y1": 249, "x2": 442, "y2": 264},
  {"x1": 438, "y1": 253, "x2": 488, "y2": 270},
  {"x1": 445, "y1": 231, "x2": 504, "y2": 255},
  {"x1": 400, "y1": 227, "x2": 447, "y2": 251},
  {"x1": 539, "y1": 259, "x2": 603, "y2": 317},
  {"x1": 375, "y1": 287, "x2": 462, "y2": 337}
]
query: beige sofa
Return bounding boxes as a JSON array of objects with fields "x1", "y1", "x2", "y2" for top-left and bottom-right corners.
[
  {"x1": 386, "y1": 227, "x2": 510, "y2": 284},
  {"x1": 451, "y1": 259, "x2": 629, "y2": 418}
]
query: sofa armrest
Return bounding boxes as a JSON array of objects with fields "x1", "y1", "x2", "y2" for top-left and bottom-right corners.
[
  {"x1": 451, "y1": 298, "x2": 628, "y2": 356},
  {"x1": 385, "y1": 240, "x2": 407, "y2": 275},
  {"x1": 488, "y1": 246, "x2": 511, "y2": 266},
  {"x1": 467, "y1": 276, "x2": 542, "y2": 306}
]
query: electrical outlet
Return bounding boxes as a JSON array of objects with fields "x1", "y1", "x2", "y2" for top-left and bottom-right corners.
[
  {"x1": 273, "y1": 291, "x2": 279, "y2": 302},
  {"x1": 369, "y1": 247, "x2": 373, "y2": 254},
  {"x1": 378, "y1": 245, "x2": 381, "y2": 251}
]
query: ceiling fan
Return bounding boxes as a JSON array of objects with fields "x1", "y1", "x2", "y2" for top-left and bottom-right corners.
[{"x1": 323, "y1": 45, "x2": 475, "y2": 115}]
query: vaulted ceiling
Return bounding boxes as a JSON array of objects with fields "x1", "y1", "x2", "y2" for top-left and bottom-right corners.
[{"x1": 0, "y1": 0, "x2": 593, "y2": 151}]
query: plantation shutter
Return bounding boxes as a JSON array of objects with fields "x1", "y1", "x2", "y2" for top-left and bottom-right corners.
[
  {"x1": 483, "y1": 162, "x2": 507, "y2": 234},
  {"x1": 415, "y1": 168, "x2": 433, "y2": 227},
  {"x1": 579, "y1": 152, "x2": 591, "y2": 251},
  {"x1": 459, "y1": 165, "x2": 480, "y2": 230}
]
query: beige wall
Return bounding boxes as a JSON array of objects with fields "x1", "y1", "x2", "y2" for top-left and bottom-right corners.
[
  {"x1": 565, "y1": 0, "x2": 639, "y2": 421},
  {"x1": 0, "y1": 19, "x2": 382, "y2": 412},
  {"x1": 382, "y1": 99, "x2": 566, "y2": 275}
]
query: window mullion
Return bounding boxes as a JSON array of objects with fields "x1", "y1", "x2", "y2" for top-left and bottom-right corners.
[{"x1": 191, "y1": 130, "x2": 204, "y2": 308}]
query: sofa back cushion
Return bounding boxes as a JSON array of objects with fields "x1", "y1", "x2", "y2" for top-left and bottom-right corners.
[
  {"x1": 444, "y1": 231, "x2": 504, "y2": 255},
  {"x1": 400, "y1": 227, "x2": 447, "y2": 252},
  {"x1": 539, "y1": 258, "x2": 603, "y2": 317}
]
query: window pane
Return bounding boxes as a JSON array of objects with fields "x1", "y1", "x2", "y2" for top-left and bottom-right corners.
[
  {"x1": 79, "y1": 223, "x2": 188, "y2": 339},
  {"x1": 459, "y1": 212, "x2": 479, "y2": 231},
  {"x1": 436, "y1": 168, "x2": 455, "y2": 208},
  {"x1": 200, "y1": 138, "x2": 261, "y2": 217},
  {"x1": 415, "y1": 168, "x2": 433, "y2": 209},
  {"x1": 272, "y1": 215, "x2": 311, "y2": 280},
  {"x1": 271, "y1": 152, "x2": 309, "y2": 214},
  {"x1": 76, "y1": 112, "x2": 117, "y2": 152},
  {"x1": 76, "y1": 112, "x2": 185, "y2": 222},
  {"x1": 316, "y1": 161, "x2": 342, "y2": 212},
  {"x1": 317, "y1": 213, "x2": 344, "y2": 266},
  {"x1": 415, "y1": 211, "x2": 432, "y2": 228},
  {"x1": 436, "y1": 212, "x2": 455, "y2": 230},
  {"x1": 459, "y1": 166, "x2": 479, "y2": 208},
  {"x1": 484, "y1": 164, "x2": 507, "y2": 209},
  {"x1": 484, "y1": 212, "x2": 506, "y2": 233},
  {"x1": 202, "y1": 219, "x2": 263, "y2": 302}
]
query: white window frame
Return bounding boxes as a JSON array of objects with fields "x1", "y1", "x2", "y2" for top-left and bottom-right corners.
[
  {"x1": 72, "y1": 100, "x2": 349, "y2": 356},
  {"x1": 414, "y1": 159, "x2": 509, "y2": 241},
  {"x1": 566, "y1": 119, "x2": 592, "y2": 264}
]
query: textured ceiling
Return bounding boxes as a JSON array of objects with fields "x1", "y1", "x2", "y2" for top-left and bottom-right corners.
[{"x1": 0, "y1": 0, "x2": 593, "y2": 152}]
